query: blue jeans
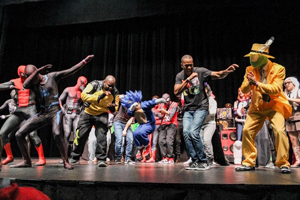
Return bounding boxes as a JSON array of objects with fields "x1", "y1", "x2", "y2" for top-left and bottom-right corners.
[
  {"x1": 183, "y1": 110, "x2": 208, "y2": 162},
  {"x1": 114, "y1": 121, "x2": 134, "y2": 161}
]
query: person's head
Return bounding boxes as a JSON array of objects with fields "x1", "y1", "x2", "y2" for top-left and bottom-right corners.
[
  {"x1": 76, "y1": 76, "x2": 87, "y2": 91},
  {"x1": 284, "y1": 77, "x2": 299, "y2": 93},
  {"x1": 162, "y1": 93, "x2": 171, "y2": 106},
  {"x1": 103, "y1": 75, "x2": 116, "y2": 92},
  {"x1": 152, "y1": 95, "x2": 159, "y2": 100},
  {"x1": 121, "y1": 90, "x2": 143, "y2": 110},
  {"x1": 181, "y1": 54, "x2": 194, "y2": 76},
  {"x1": 17, "y1": 65, "x2": 27, "y2": 82},
  {"x1": 244, "y1": 42, "x2": 275, "y2": 69},
  {"x1": 25, "y1": 64, "x2": 40, "y2": 84}
]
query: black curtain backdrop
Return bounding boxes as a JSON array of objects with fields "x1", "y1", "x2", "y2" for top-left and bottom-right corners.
[{"x1": 1, "y1": 1, "x2": 300, "y2": 157}]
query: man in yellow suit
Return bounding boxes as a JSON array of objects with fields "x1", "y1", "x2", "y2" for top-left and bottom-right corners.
[
  {"x1": 235, "y1": 38, "x2": 292, "y2": 174},
  {"x1": 70, "y1": 75, "x2": 119, "y2": 167}
]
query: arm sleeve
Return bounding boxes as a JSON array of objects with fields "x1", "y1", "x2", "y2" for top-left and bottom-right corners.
[
  {"x1": 81, "y1": 83, "x2": 100, "y2": 104},
  {"x1": 257, "y1": 65, "x2": 285, "y2": 95}
]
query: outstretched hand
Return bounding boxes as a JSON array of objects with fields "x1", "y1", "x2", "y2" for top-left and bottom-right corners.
[
  {"x1": 226, "y1": 64, "x2": 239, "y2": 73},
  {"x1": 83, "y1": 55, "x2": 94, "y2": 64},
  {"x1": 39, "y1": 64, "x2": 52, "y2": 74}
]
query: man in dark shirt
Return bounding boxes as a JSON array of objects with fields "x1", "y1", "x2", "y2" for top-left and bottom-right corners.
[{"x1": 174, "y1": 54, "x2": 238, "y2": 170}]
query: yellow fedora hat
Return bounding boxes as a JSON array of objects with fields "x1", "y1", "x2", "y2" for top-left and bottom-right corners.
[{"x1": 244, "y1": 43, "x2": 275, "y2": 59}]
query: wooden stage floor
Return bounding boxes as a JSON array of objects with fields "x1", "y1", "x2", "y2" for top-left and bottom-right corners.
[{"x1": 1, "y1": 158, "x2": 300, "y2": 200}]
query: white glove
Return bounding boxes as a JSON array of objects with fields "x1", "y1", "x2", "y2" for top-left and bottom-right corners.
[
  {"x1": 0, "y1": 115, "x2": 6, "y2": 119},
  {"x1": 155, "y1": 98, "x2": 166, "y2": 104},
  {"x1": 129, "y1": 102, "x2": 138, "y2": 111}
]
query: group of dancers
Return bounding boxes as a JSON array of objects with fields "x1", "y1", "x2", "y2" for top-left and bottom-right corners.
[{"x1": 0, "y1": 37, "x2": 299, "y2": 174}]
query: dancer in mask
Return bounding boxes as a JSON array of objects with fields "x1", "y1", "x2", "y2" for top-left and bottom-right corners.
[
  {"x1": 11, "y1": 55, "x2": 94, "y2": 169},
  {"x1": 59, "y1": 76, "x2": 87, "y2": 155},
  {"x1": 235, "y1": 38, "x2": 292, "y2": 174},
  {"x1": 121, "y1": 91, "x2": 166, "y2": 161},
  {"x1": 0, "y1": 65, "x2": 45, "y2": 166}
]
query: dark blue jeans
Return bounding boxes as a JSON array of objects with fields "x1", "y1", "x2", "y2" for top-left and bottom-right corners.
[{"x1": 183, "y1": 110, "x2": 208, "y2": 162}]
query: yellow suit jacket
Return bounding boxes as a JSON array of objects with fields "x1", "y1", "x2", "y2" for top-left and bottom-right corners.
[{"x1": 240, "y1": 60, "x2": 292, "y2": 119}]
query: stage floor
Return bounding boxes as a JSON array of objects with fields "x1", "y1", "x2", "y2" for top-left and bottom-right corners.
[{"x1": 1, "y1": 158, "x2": 300, "y2": 200}]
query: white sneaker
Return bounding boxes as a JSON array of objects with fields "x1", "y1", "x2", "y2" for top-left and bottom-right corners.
[
  {"x1": 125, "y1": 159, "x2": 135, "y2": 165},
  {"x1": 183, "y1": 157, "x2": 192, "y2": 166},
  {"x1": 265, "y1": 162, "x2": 275, "y2": 169}
]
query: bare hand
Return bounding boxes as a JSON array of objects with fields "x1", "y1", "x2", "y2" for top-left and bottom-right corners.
[
  {"x1": 247, "y1": 71, "x2": 257, "y2": 85},
  {"x1": 122, "y1": 130, "x2": 127, "y2": 137},
  {"x1": 189, "y1": 72, "x2": 198, "y2": 80},
  {"x1": 104, "y1": 91, "x2": 111, "y2": 96},
  {"x1": 39, "y1": 64, "x2": 52, "y2": 74},
  {"x1": 84, "y1": 55, "x2": 94, "y2": 64},
  {"x1": 226, "y1": 64, "x2": 239, "y2": 73}
]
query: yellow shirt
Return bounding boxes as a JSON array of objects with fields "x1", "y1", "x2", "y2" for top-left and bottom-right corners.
[{"x1": 81, "y1": 83, "x2": 119, "y2": 116}]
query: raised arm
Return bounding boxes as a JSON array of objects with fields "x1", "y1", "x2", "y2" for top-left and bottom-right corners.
[
  {"x1": 23, "y1": 64, "x2": 52, "y2": 89},
  {"x1": 54, "y1": 55, "x2": 94, "y2": 81},
  {"x1": 210, "y1": 64, "x2": 239, "y2": 80}
]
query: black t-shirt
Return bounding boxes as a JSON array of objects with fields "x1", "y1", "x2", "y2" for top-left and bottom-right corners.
[{"x1": 175, "y1": 67, "x2": 211, "y2": 111}]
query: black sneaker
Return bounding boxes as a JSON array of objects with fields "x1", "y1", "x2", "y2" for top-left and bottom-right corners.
[
  {"x1": 186, "y1": 161, "x2": 198, "y2": 170},
  {"x1": 280, "y1": 167, "x2": 291, "y2": 174},
  {"x1": 195, "y1": 162, "x2": 210, "y2": 171},
  {"x1": 69, "y1": 158, "x2": 79, "y2": 164},
  {"x1": 98, "y1": 161, "x2": 107, "y2": 167},
  {"x1": 235, "y1": 165, "x2": 255, "y2": 171}
]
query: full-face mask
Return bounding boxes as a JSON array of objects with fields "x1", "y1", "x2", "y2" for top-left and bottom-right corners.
[{"x1": 76, "y1": 76, "x2": 87, "y2": 91}]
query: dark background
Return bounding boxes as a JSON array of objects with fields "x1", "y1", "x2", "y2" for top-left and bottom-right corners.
[{"x1": 0, "y1": 0, "x2": 299, "y2": 157}]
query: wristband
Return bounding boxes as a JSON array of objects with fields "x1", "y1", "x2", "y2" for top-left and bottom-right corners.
[
  {"x1": 82, "y1": 59, "x2": 87, "y2": 64},
  {"x1": 256, "y1": 81, "x2": 259, "y2": 86},
  {"x1": 186, "y1": 77, "x2": 190, "y2": 82}
]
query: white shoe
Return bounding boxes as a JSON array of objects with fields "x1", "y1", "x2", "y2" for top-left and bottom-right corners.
[
  {"x1": 183, "y1": 157, "x2": 192, "y2": 166},
  {"x1": 265, "y1": 162, "x2": 275, "y2": 169}
]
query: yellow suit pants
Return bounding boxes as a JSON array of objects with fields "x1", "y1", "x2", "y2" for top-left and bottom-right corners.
[{"x1": 242, "y1": 110, "x2": 290, "y2": 168}]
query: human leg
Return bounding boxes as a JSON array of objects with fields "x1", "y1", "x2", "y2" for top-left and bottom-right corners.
[
  {"x1": 52, "y1": 110, "x2": 73, "y2": 169},
  {"x1": 166, "y1": 124, "x2": 176, "y2": 163},
  {"x1": 125, "y1": 127, "x2": 134, "y2": 162},
  {"x1": 175, "y1": 123, "x2": 182, "y2": 162},
  {"x1": 268, "y1": 111, "x2": 290, "y2": 169},
  {"x1": 147, "y1": 125, "x2": 160, "y2": 163},
  {"x1": 71, "y1": 112, "x2": 92, "y2": 162},
  {"x1": 189, "y1": 110, "x2": 208, "y2": 163},
  {"x1": 236, "y1": 111, "x2": 265, "y2": 170},
  {"x1": 0, "y1": 114, "x2": 21, "y2": 164},
  {"x1": 201, "y1": 123, "x2": 216, "y2": 164},
  {"x1": 158, "y1": 126, "x2": 167, "y2": 161},
  {"x1": 113, "y1": 121, "x2": 124, "y2": 161},
  {"x1": 94, "y1": 113, "x2": 108, "y2": 166},
  {"x1": 12, "y1": 114, "x2": 47, "y2": 168}
]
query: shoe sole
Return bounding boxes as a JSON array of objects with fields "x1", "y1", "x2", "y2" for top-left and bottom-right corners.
[
  {"x1": 195, "y1": 167, "x2": 210, "y2": 171},
  {"x1": 98, "y1": 163, "x2": 107, "y2": 167}
]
